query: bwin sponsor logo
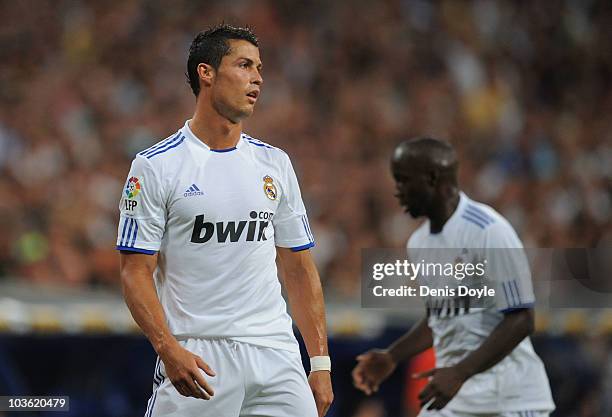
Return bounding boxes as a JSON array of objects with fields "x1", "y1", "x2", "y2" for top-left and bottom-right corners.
[{"x1": 190, "y1": 211, "x2": 274, "y2": 243}]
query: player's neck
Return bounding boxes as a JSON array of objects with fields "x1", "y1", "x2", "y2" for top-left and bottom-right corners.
[
  {"x1": 190, "y1": 108, "x2": 242, "y2": 150},
  {"x1": 429, "y1": 191, "x2": 460, "y2": 234}
]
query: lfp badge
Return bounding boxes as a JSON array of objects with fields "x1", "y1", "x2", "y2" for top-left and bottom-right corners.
[{"x1": 125, "y1": 177, "x2": 141, "y2": 199}]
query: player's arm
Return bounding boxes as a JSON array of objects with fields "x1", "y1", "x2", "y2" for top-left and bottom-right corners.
[
  {"x1": 276, "y1": 247, "x2": 333, "y2": 417},
  {"x1": 455, "y1": 308, "x2": 534, "y2": 378},
  {"x1": 416, "y1": 308, "x2": 534, "y2": 410},
  {"x1": 120, "y1": 252, "x2": 215, "y2": 400},
  {"x1": 352, "y1": 316, "x2": 432, "y2": 395}
]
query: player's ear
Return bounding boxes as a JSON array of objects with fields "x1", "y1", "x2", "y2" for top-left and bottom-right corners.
[{"x1": 197, "y1": 63, "x2": 215, "y2": 88}]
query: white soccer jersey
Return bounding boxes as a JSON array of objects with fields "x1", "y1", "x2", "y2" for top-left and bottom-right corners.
[
  {"x1": 116, "y1": 120, "x2": 315, "y2": 353},
  {"x1": 408, "y1": 192, "x2": 554, "y2": 414}
]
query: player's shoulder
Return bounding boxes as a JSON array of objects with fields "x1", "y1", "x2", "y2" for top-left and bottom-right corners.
[
  {"x1": 458, "y1": 193, "x2": 505, "y2": 231},
  {"x1": 241, "y1": 133, "x2": 290, "y2": 163},
  {"x1": 134, "y1": 129, "x2": 188, "y2": 166},
  {"x1": 459, "y1": 193, "x2": 521, "y2": 245}
]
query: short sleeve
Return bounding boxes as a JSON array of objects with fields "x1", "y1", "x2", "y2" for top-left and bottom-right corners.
[
  {"x1": 116, "y1": 156, "x2": 166, "y2": 254},
  {"x1": 272, "y1": 153, "x2": 315, "y2": 251},
  {"x1": 484, "y1": 220, "x2": 535, "y2": 313}
]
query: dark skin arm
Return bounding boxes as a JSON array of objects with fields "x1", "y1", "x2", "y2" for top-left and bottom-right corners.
[
  {"x1": 120, "y1": 252, "x2": 216, "y2": 400},
  {"x1": 416, "y1": 308, "x2": 535, "y2": 410},
  {"x1": 277, "y1": 247, "x2": 334, "y2": 417},
  {"x1": 352, "y1": 316, "x2": 433, "y2": 394}
]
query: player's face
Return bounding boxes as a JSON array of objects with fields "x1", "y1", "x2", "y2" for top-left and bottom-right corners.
[
  {"x1": 211, "y1": 39, "x2": 263, "y2": 123},
  {"x1": 391, "y1": 160, "x2": 435, "y2": 218}
]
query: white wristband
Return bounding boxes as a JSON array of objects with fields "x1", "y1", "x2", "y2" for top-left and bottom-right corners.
[{"x1": 310, "y1": 356, "x2": 331, "y2": 373}]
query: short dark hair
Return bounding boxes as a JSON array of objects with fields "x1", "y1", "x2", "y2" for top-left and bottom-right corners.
[{"x1": 186, "y1": 24, "x2": 259, "y2": 96}]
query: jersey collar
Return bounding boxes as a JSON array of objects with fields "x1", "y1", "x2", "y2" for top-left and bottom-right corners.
[{"x1": 182, "y1": 119, "x2": 243, "y2": 152}]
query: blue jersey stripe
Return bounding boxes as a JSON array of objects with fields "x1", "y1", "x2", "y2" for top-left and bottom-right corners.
[
  {"x1": 465, "y1": 206, "x2": 492, "y2": 225},
  {"x1": 512, "y1": 280, "x2": 522, "y2": 304},
  {"x1": 301, "y1": 216, "x2": 313, "y2": 243},
  {"x1": 502, "y1": 282, "x2": 511, "y2": 306},
  {"x1": 139, "y1": 132, "x2": 181, "y2": 156},
  {"x1": 466, "y1": 204, "x2": 494, "y2": 223},
  {"x1": 461, "y1": 214, "x2": 486, "y2": 229},
  {"x1": 247, "y1": 140, "x2": 273, "y2": 149},
  {"x1": 152, "y1": 356, "x2": 161, "y2": 385},
  {"x1": 119, "y1": 218, "x2": 129, "y2": 246},
  {"x1": 145, "y1": 376, "x2": 164, "y2": 417},
  {"x1": 130, "y1": 220, "x2": 139, "y2": 247},
  {"x1": 139, "y1": 132, "x2": 182, "y2": 156},
  {"x1": 506, "y1": 281, "x2": 518, "y2": 305},
  {"x1": 124, "y1": 219, "x2": 134, "y2": 247},
  {"x1": 243, "y1": 133, "x2": 276, "y2": 149},
  {"x1": 507, "y1": 281, "x2": 520, "y2": 305},
  {"x1": 146, "y1": 136, "x2": 186, "y2": 159},
  {"x1": 304, "y1": 216, "x2": 314, "y2": 241}
]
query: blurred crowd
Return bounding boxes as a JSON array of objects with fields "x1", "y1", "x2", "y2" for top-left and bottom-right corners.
[
  {"x1": 0, "y1": 0, "x2": 611, "y2": 292},
  {"x1": 0, "y1": 1, "x2": 611, "y2": 416}
]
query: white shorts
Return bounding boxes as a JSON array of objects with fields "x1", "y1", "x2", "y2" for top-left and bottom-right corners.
[
  {"x1": 418, "y1": 409, "x2": 550, "y2": 417},
  {"x1": 144, "y1": 338, "x2": 318, "y2": 417}
]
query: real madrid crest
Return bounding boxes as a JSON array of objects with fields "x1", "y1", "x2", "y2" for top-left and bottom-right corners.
[{"x1": 263, "y1": 175, "x2": 277, "y2": 200}]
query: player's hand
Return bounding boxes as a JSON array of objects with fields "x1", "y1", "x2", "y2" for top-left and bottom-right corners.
[
  {"x1": 159, "y1": 341, "x2": 216, "y2": 400},
  {"x1": 308, "y1": 370, "x2": 333, "y2": 417},
  {"x1": 352, "y1": 349, "x2": 397, "y2": 395},
  {"x1": 414, "y1": 367, "x2": 466, "y2": 410}
]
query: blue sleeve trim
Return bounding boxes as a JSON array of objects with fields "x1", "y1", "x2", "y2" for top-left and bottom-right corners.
[
  {"x1": 116, "y1": 246, "x2": 157, "y2": 255},
  {"x1": 499, "y1": 303, "x2": 534, "y2": 313},
  {"x1": 291, "y1": 242, "x2": 315, "y2": 252}
]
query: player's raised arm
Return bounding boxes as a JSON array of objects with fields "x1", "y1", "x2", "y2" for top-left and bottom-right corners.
[
  {"x1": 352, "y1": 316, "x2": 432, "y2": 395},
  {"x1": 276, "y1": 248, "x2": 333, "y2": 417}
]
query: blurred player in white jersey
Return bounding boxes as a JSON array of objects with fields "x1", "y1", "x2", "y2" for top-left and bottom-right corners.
[
  {"x1": 352, "y1": 138, "x2": 554, "y2": 417},
  {"x1": 117, "y1": 25, "x2": 332, "y2": 417}
]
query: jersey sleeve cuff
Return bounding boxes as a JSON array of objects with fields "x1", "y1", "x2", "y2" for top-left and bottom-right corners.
[
  {"x1": 499, "y1": 302, "x2": 535, "y2": 313},
  {"x1": 291, "y1": 242, "x2": 315, "y2": 252},
  {"x1": 116, "y1": 246, "x2": 157, "y2": 255}
]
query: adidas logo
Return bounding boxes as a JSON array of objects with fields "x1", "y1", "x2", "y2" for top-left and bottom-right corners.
[{"x1": 184, "y1": 183, "x2": 204, "y2": 198}]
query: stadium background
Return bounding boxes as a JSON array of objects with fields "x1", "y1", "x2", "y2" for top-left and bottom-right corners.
[{"x1": 0, "y1": 0, "x2": 611, "y2": 416}]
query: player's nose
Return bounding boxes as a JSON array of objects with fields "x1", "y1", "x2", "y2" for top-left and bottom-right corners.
[{"x1": 252, "y1": 71, "x2": 263, "y2": 86}]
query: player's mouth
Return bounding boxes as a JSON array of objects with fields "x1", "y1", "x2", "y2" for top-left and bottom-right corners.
[{"x1": 246, "y1": 90, "x2": 259, "y2": 103}]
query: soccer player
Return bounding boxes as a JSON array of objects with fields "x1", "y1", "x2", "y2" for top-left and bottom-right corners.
[
  {"x1": 117, "y1": 25, "x2": 333, "y2": 417},
  {"x1": 352, "y1": 138, "x2": 555, "y2": 416}
]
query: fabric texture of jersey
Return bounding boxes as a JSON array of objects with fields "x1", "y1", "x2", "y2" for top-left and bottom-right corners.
[
  {"x1": 408, "y1": 192, "x2": 554, "y2": 414},
  {"x1": 116, "y1": 120, "x2": 315, "y2": 352}
]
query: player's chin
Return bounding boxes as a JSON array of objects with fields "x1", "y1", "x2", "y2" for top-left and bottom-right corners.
[{"x1": 240, "y1": 104, "x2": 255, "y2": 117}]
